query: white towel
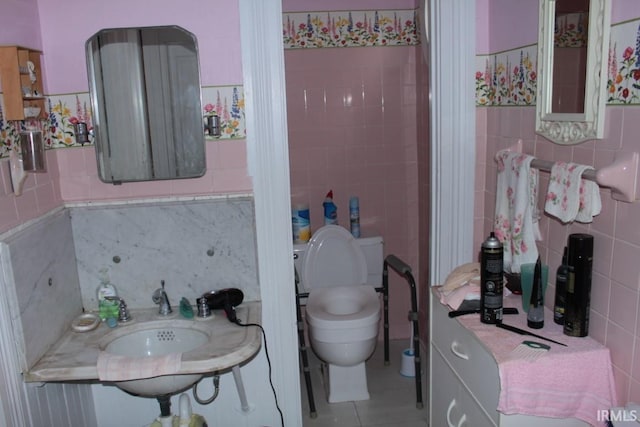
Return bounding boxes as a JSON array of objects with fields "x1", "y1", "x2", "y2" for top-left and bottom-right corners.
[
  {"x1": 96, "y1": 352, "x2": 182, "y2": 381},
  {"x1": 494, "y1": 150, "x2": 541, "y2": 274},
  {"x1": 544, "y1": 162, "x2": 601, "y2": 223}
]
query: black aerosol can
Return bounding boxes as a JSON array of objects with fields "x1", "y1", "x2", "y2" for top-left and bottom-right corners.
[
  {"x1": 553, "y1": 247, "x2": 569, "y2": 325},
  {"x1": 480, "y1": 232, "x2": 504, "y2": 324},
  {"x1": 564, "y1": 234, "x2": 594, "y2": 337}
]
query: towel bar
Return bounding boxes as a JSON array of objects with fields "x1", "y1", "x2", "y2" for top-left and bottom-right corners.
[{"x1": 507, "y1": 140, "x2": 639, "y2": 203}]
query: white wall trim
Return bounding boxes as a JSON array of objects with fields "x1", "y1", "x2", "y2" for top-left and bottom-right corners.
[
  {"x1": 0, "y1": 244, "x2": 31, "y2": 427},
  {"x1": 429, "y1": 0, "x2": 476, "y2": 285},
  {"x1": 239, "y1": 1, "x2": 302, "y2": 426}
]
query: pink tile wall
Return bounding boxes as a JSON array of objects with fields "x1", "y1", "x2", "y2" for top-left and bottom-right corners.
[
  {"x1": 285, "y1": 46, "x2": 422, "y2": 339},
  {"x1": 477, "y1": 105, "x2": 640, "y2": 405},
  {"x1": 0, "y1": 137, "x2": 249, "y2": 235},
  {"x1": 56, "y1": 142, "x2": 251, "y2": 202},
  {"x1": 0, "y1": 151, "x2": 62, "y2": 234}
]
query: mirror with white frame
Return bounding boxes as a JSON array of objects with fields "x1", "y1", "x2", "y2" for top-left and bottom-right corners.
[
  {"x1": 535, "y1": 0, "x2": 611, "y2": 145},
  {"x1": 86, "y1": 26, "x2": 206, "y2": 183}
]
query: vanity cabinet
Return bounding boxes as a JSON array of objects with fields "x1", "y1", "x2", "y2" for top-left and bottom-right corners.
[
  {"x1": 430, "y1": 291, "x2": 589, "y2": 427},
  {"x1": 0, "y1": 46, "x2": 46, "y2": 120}
]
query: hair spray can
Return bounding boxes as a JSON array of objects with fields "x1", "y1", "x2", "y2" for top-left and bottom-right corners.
[
  {"x1": 480, "y1": 232, "x2": 504, "y2": 324},
  {"x1": 553, "y1": 247, "x2": 569, "y2": 325},
  {"x1": 564, "y1": 233, "x2": 593, "y2": 337}
]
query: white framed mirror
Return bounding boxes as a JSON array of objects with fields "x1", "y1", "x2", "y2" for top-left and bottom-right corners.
[{"x1": 535, "y1": 0, "x2": 611, "y2": 145}]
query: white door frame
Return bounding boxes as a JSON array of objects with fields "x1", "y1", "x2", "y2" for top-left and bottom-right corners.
[{"x1": 239, "y1": 1, "x2": 475, "y2": 424}]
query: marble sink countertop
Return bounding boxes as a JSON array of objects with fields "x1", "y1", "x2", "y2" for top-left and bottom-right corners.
[{"x1": 24, "y1": 301, "x2": 261, "y2": 382}]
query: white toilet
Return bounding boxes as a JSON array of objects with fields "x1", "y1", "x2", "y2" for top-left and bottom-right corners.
[{"x1": 294, "y1": 225, "x2": 383, "y2": 403}]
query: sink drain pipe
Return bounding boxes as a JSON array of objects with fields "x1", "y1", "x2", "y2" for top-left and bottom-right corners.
[
  {"x1": 192, "y1": 374, "x2": 220, "y2": 405},
  {"x1": 156, "y1": 395, "x2": 172, "y2": 417},
  {"x1": 191, "y1": 367, "x2": 250, "y2": 412}
]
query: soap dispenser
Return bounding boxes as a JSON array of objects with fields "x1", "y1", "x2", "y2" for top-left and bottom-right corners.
[{"x1": 96, "y1": 269, "x2": 119, "y2": 321}]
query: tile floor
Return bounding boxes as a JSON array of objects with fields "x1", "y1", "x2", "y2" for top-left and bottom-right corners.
[{"x1": 299, "y1": 339, "x2": 428, "y2": 427}]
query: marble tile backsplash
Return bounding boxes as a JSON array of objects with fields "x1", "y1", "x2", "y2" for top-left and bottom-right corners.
[
  {"x1": 0, "y1": 209, "x2": 83, "y2": 372},
  {"x1": 0, "y1": 196, "x2": 259, "y2": 373},
  {"x1": 70, "y1": 197, "x2": 260, "y2": 311}
]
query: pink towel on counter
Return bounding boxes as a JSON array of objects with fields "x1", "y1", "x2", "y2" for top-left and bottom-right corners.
[
  {"x1": 494, "y1": 150, "x2": 541, "y2": 274},
  {"x1": 438, "y1": 283, "x2": 481, "y2": 310},
  {"x1": 97, "y1": 352, "x2": 182, "y2": 381},
  {"x1": 456, "y1": 295, "x2": 617, "y2": 426},
  {"x1": 545, "y1": 162, "x2": 601, "y2": 223}
]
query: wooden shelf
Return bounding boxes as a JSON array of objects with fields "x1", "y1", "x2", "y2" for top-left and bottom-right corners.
[{"x1": 0, "y1": 46, "x2": 46, "y2": 121}]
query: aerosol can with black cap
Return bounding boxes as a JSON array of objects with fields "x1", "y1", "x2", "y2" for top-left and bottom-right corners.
[
  {"x1": 480, "y1": 232, "x2": 504, "y2": 324},
  {"x1": 564, "y1": 233, "x2": 594, "y2": 337}
]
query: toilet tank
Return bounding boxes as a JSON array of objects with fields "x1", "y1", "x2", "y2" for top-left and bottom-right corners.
[{"x1": 293, "y1": 235, "x2": 383, "y2": 292}]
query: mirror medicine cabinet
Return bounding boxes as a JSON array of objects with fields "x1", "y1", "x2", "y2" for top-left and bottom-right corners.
[{"x1": 86, "y1": 25, "x2": 206, "y2": 183}]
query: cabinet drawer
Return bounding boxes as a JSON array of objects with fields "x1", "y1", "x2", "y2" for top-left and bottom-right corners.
[
  {"x1": 431, "y1": 345, "x2": 495, "y2": 427},
  {"x1": 432, "y1": 299, "x2": 501, "y2": 424}
]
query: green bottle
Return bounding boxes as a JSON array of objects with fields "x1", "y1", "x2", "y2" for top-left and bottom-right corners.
[{"x1": 97, "y1": 269, "x2": 119, "y2": 321}]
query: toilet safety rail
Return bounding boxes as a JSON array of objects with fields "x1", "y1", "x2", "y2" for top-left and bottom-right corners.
[
  {"x1": 382, "y1": 255, "x2": 424, "y2": 409},
  {"x1": 294, "y1": 278, "x2": 317, "y2": 419}
]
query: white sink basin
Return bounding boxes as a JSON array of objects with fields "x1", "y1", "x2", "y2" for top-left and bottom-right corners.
[{"x1": 103, "y1": 325, "x2": 208, "y2": 397}]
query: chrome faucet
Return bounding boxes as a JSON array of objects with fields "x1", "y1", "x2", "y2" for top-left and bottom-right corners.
[
  {"x1": 152, "y1": 280, "x2": 172, "y2": 316},
  {"x1": 104, "y1": 296, "x2": 132, "y2": 322}
]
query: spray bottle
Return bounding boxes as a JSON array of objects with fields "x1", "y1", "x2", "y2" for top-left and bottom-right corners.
[
  {"x1": 480, "y1": 232, "x2": 504, "y2": 324},
  {"x1": 349, "y1": 196, "x2": 360, "y2": 238},
  {"x1": 323, "y1": 190, "x2": 338, "y2": 225}
]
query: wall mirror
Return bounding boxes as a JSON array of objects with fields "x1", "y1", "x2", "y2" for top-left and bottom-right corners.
[
  {"x1": 535, "y1": 0, "x2": 611, "y2": 145},
  {"x1": 86, "y1": 26, "x2": 206, "y2": 183}
]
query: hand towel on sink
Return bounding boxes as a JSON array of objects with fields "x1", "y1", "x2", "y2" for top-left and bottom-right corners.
[
  {"x1": 494, "y1": 149, "x2": 541, "y2": 274},
  {"x1": 544, "y1": 161, "x2": 601, "y2": 223},
  {"x1": 97, "y1": 352, "x2": 182, "y2": 381}
]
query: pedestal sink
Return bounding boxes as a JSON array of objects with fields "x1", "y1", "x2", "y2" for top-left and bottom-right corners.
[{"x1": 103, "y1": 325, "x2": 208, "y2": 397}]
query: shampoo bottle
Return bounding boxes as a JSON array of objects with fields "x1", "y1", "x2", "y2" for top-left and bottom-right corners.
[{"x1": 97, "y1": 269, "x2": 119, "y2": 321}]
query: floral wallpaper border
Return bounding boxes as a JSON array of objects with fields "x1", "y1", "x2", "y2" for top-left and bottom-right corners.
[
  {"x1": 3, "y1": 17, "x2": 637, "y2": 154},
  {"x1": 555, "y1": 12, "x2": 588, "y2": 48},
  {"x1": 476, "y1": 18, "x2": 640, "y2": 107},
  {"x1": 283, "y1": 9, "x2": 420, "y2": 49},
  {"x1": 475, "y1": 45, "x2": 538, "y2": 107},
  {"x1": 0, "y1": 85, "x2": 246, "y2": 159},
  {"x1": 607, "y1": 20, "x2": 640, "y2": 104}
]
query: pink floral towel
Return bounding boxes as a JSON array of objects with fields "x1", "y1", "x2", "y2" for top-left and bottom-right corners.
[
  {"x1": 545, "y1": 162, "x2": 601, "y2": 223},
  {"x1": 97, "y1": 352, "x2": 182, "y2": 381},
  {"x1": 494, "y1": 150, "x2": 541, "y2": 274}
]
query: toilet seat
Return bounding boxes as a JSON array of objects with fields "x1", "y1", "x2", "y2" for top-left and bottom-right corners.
[
  {"x1": 302, "y1": 225, "x2": 367, "y2": 291},
  {"x1": 306, "y1": 285, "x2": 380, "y2": 330}
]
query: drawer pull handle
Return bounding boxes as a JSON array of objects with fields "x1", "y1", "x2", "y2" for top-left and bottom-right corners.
[
  {"x1": 450, "y1": 341, "x2": 469, "y2": 360},
  {"x1": 446, "y1": 399, "x2": 468, "y2": 427},
  {"x1": 446, "y1": 399, "x2": 457, "y2": 427}
]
